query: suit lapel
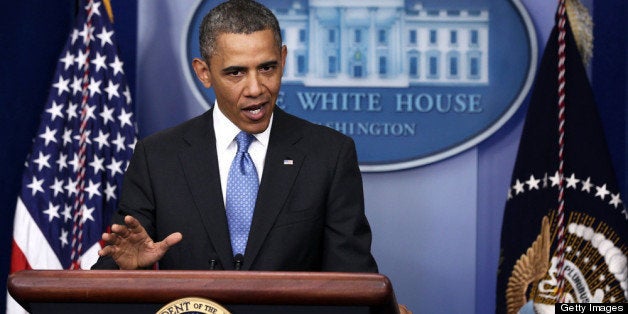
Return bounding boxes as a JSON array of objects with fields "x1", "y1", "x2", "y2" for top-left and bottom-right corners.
[
  {"x1": 178, "y1": 109, "x2": 234, "y2": 269},
  {"x1": 243, "y1": 109, "x2": 305, "y2": 269}
]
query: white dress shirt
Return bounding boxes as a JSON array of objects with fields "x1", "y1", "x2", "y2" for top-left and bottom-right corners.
[{"x1": 213, "y1": 102, "x2": 271, "y2": 206}]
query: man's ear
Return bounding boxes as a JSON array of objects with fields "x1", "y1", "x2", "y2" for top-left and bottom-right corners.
[
  {"x1": 281, "y1": 45, "x2": 287, "y2": 69},
  {"x1": 192, "y1": 58, "x2": 212, "y2": 88}
]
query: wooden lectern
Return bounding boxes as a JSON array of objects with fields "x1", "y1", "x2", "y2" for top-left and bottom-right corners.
[{"x1": 8, "y1": 270, "x2": 401, "y2": 314}]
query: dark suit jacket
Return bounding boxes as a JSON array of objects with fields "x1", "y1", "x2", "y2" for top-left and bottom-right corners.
[{"x1": 92, "y1": 107, "x2": 378, "y2": 272}]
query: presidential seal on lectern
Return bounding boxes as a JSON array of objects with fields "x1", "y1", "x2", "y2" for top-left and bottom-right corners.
[{"x1": 157, "y1": 297, "x2": 231, "y2": 314}]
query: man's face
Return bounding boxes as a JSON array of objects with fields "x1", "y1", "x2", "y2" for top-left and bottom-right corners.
[{"x1": 193, "y1": 29, "x2": 286, "y2": 134}]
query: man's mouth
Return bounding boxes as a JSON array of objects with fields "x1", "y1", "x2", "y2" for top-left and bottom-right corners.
[
  {"x1": 242, "y1": 102, "x2": 266, "y2": 120},
  {"x1": 248, "y1": 107, "x2": 261, "y2": 115}
]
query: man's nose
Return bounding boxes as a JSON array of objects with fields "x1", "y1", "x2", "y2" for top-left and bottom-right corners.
[{"x1": 244, "y1": 74, "x2": 263, "y2": 97}]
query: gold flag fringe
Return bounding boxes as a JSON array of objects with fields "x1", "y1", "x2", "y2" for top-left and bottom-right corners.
[
  {"x1": 566, "y1": 0, "x2": 593, "y2": 66},
  {"x1": 103, "y1": 0, "x2": 114, "y2": 23}
]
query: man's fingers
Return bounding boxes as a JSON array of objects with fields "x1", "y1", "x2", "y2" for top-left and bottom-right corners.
[
  {"x1": 110, "y1": 223, "x2": 130, "y2": 237},
  {"x1": 124, "y1": 215, "x2": 140, "y2": 228},
  {"x1": 99, "y1": 231, "x2": 124, "y2": 257},
  {"x1": 101, "y1": 231, "x2": 121, "y2": 245},
  {"x1": 101, "y1": 232, "x2": 112, "y2": 243},
  {"x1": 98, "y1": 244, "x2": 115, "y2": 257},
  {"x1": 123, "y1": 215, "x2": 146, "y2": 234},
  {"x1": 161, "y1": 232, "x2": 183, "y2": 249},
  {"x1": 109, "y1": 216, "x2": 145, "y2": 239}
]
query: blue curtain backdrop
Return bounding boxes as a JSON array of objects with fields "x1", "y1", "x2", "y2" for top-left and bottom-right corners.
[
  {"x1": 1, "y1": 1, "x2": 624, "y2": 313},
  {"x1": 1, "y1": 3, "x2": 75, "y2": 311}
]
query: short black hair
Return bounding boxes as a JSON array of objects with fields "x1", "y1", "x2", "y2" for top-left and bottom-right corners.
[{"x1": 199, "y1": 0, "x2": 283, "y2": 62}]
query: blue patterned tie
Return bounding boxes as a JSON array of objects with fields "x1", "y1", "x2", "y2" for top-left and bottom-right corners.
[{"x1": 226, "y1": 131, "x2": 259, "y2": 257}]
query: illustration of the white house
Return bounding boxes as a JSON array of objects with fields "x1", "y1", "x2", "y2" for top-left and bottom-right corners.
[{"x1": 275, "y1": 0, "x2": 489, "y2": 87}]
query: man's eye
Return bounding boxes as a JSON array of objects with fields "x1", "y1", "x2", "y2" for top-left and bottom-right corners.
[{"x1": 228, "y1": 70, "x2": 243, "y2": 76}]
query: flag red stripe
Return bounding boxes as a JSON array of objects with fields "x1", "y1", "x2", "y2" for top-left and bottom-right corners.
[{"x1": 9, "y1": 239, "x2": 32, "y2": 274}]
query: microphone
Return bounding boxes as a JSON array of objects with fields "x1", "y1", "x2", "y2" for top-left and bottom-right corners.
[
  {"x1": 208, "y1": 253, "x2": 220, "y2": 270},
  {"x1": 233, "y1": 254, "x2": 244, "y2": 270},
  {"x1": 208, "y1": 259, "x2": 217, "y2": 270}
]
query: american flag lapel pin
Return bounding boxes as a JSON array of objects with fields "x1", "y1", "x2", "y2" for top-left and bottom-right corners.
[{"x1": 283, "y1": 159, "x2": 294, "y2": 165}]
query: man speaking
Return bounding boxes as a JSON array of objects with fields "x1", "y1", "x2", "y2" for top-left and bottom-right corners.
[{"x1": 92, "y1": 0, "x2": 378, "y2": 273}]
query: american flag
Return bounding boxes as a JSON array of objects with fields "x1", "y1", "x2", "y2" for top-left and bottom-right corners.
[{"x1": 8, "y1": 0, "x2": 136, "y2": 312}]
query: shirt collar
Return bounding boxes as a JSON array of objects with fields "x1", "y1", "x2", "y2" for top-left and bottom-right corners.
[{"x1": 212, "y1": 101, "x2": 273, "y2": 151}]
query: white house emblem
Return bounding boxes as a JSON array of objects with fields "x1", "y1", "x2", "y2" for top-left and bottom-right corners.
[{"x1": 183, "y1": 0, "x2": 537, "y2": 171}]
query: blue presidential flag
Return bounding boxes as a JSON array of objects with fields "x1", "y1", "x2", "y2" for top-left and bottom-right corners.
[
  {"x1": 8, "y1": 0, "x2": 136, "y2": 312},
  {"x1": 495, "y1": 2, "x2": 627, "y2": 313}
]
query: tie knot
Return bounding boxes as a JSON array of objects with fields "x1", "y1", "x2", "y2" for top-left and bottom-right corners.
[{"x1": 235, "y1": 131, "x2": 254, "y2": 153}]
